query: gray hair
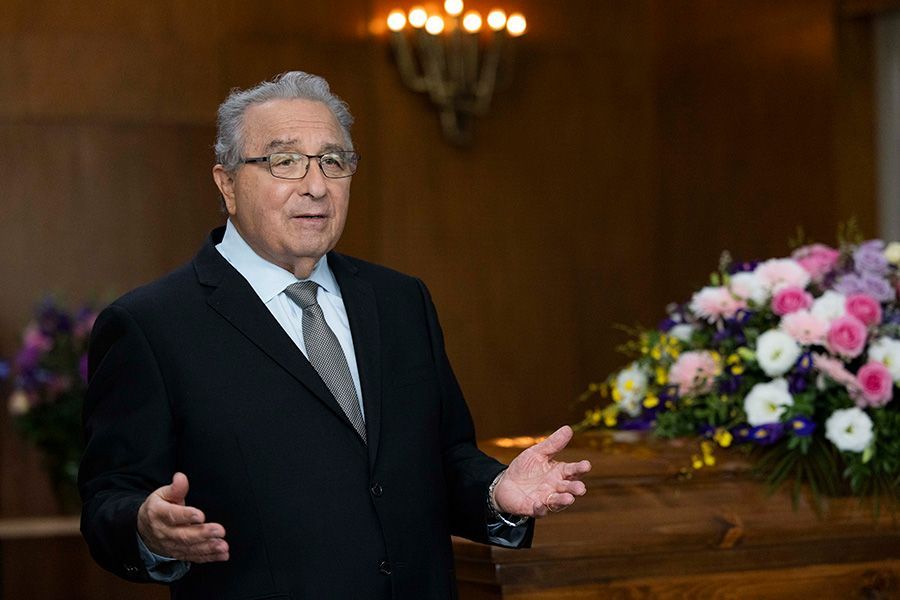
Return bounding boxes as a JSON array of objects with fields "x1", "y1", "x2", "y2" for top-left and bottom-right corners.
[{"x1": 214, "y1": 71, "x2": 354, "y2": 173}]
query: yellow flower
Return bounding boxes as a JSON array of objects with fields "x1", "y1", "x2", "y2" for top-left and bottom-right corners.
[
  {"x1": 714, "y1": 428, "x2": 733, "y2": 448},
  {"x1": 643, "y1": 395, "x2": 659, "y2": 409},
  {"x1": 602, "y1": 405, "x2": 618, "y2": 427},
  {"x1": 655, "y1": 366, "x2": 668, "y2": 385}
]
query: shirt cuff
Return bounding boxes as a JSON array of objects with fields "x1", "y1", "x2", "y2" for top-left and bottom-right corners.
[{"x1": 136, "y1": 532, "x2": 191, "y2": 583}]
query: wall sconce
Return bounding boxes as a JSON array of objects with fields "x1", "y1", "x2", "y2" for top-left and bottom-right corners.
[{"x1": 386, "y1": 1, "x2": 527, "y2": 145}]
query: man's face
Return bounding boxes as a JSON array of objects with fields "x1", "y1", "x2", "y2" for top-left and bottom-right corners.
[{"x1": 213, "y1": 98, "x2": 352, "y2": 278}]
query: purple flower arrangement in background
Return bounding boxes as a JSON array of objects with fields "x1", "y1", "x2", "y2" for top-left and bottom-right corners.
[
  {"x1": 2, "y1": 298, "x2": 100, "y2": 505},
  {"x1": 582, "y1": 235, "x2": 900, "y2": 504}
]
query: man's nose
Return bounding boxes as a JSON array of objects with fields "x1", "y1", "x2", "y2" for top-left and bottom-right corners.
[{"x1": 297, "y1": 159, "x2": 328, "y2": 198}]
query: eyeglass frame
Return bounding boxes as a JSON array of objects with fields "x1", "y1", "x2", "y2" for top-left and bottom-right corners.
[{"x1": 239, "y1": 150, "x2": 360, "y2": 180}]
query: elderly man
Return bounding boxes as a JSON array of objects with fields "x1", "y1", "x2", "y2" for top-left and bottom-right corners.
[{"x1": 79, "y1": 71, "x2": 591, "y2": 599}]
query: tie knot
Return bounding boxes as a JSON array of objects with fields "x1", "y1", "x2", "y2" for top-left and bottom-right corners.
[{"x1": 285, "y1": 280, "x2": 320, "y2": 309}]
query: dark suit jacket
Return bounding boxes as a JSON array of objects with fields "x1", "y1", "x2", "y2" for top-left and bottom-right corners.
[{"x1": 79, "y1": 227, "x2": 533, "y2": 600}]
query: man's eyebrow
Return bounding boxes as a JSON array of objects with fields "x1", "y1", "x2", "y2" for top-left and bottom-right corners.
[
  {"x1": 263, "y1": 138, "x2": 298, "y2": 153},
  {"x1": 262, "y1": 139, "x2": 350, "y2": 154}
]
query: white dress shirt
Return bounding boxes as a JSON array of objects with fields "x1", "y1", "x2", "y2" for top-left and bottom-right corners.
[{"x1": 215, "y1": 219, "x2": 365, "y2": 417}]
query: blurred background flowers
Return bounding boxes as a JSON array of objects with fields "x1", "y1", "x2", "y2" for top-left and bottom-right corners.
[{"x1": 2, "y1": 298, "x2": 99, "y2": 512}]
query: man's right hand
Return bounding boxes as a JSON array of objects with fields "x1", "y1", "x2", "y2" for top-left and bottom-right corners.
[{"x1": 137, "y1": 472, "x2": 230, "y2": 563}]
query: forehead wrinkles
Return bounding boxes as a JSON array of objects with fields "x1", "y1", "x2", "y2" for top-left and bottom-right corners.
[{"x1": 242, "y1": 101, "x2": 347, "y2": 155}]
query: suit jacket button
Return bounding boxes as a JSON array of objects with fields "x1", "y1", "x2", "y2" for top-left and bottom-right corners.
[
  {"x1": 378, "y1": 560, "x2": 391, "y2": 575},
  {"x1": 124, "y1": 565, "x2": 139, "y2": 574},
  {"x1": 370, "y1": 483, "x2": 383, "y2": 497}
]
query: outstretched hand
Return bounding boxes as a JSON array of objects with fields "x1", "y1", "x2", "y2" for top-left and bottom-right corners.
[
  {"x1": 493, "y1": 425, "x2": 591, "y2": 518},
  {"x1": 137, "y1": 472, "x2": 229, "y2": 563}
]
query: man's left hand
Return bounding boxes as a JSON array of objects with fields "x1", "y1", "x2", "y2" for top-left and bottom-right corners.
[{"x1": 493, "y1": 425, "x2": 591, "y2": 518}]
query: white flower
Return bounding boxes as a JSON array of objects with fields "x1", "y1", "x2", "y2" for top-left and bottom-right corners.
[
  {"x1": 868, "y1": 337, "x2": 900, "y2": 382},
  {"x1": 885, "y1": 241, "x2": 900, "y2": 265},
  {"x1": 811, "y1": 290, "x2": 847, "y2": 324},
  {"x1": 8, "y1": 390, "x2": 30, "y2": 416},
  {"x1": 615, "y1": 363, "x2": 648, "y2": 417},
  {"x1": 743, "y1": 378, "x2": 793, "y2": 425},
  {"x1": 729, "y1": 271, "x2": 768, "y2": 305},
  {"x1": 669, "y1": 324, "x2": 694, "y2": 343},
  {"x1": 755, "y1": 330, "x2": 802, "y2": 376},
  {"x1": 825, "y1": 407, "x2": 874, "y2": 453}
]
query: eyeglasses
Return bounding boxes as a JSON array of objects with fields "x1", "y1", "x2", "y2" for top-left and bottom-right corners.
[{"x1": 240, "y1": 151, "x2": 360, "y2": 179}]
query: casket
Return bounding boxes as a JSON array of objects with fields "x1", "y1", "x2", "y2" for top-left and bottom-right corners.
[{"x1": 453, "y1": 431, "x2": 899, "y2": 599}]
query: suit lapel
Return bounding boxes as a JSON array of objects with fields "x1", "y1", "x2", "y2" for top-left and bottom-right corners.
[
  {"x1": 193, "y1": 230, "x2": 366, "y2": 452},
  {"x1": 329, "y1": 252, "x2": 383, "y2": 469}
]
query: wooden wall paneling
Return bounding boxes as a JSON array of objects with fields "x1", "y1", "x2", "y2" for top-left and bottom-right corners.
[{"x1": 650, "y1": 0, "x2": 855, "y2": 309}]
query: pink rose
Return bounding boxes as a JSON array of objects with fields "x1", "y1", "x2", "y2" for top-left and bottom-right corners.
[
  {"x1": 845, "y1": 294, "x2": 882, "y2": 327},
  {"x1": 826, "y1": 315, "x2": 868, "y2": 359},
  {"x1": 792, "y1": 243, "x2": 840, "y2": 280},
  {"x1": 856, "y1": 361, "x2": 894, "y2": 407},
  {"x1": 771, "y1": 286, "x2": 813, "y2": 316}
]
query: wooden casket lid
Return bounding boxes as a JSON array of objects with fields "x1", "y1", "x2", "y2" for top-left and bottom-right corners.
[{"x1": 453, "y1": 431, "x2": 899, "y2": 593}]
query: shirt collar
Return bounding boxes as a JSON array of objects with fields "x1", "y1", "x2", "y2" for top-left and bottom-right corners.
[{"x1": 215, "y1": 219, "x2": 341, "y2": 303}]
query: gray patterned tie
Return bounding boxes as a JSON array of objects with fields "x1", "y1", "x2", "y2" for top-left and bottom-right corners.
[{"x1": 284, "y1": 281, "x2": 367, "y2": 443}]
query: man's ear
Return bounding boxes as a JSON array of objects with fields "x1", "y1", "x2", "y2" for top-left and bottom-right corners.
[{"x1": 212, "y1": 164, "x2": 237, "y2": 215}]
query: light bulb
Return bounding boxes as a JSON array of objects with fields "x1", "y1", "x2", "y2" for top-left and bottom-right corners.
[
  {"x1": 425, "y1": 15, "x2": 445, "y2": 35},
  {"x1": 387, "y1": 9, "x2": 407, "y2": 32},
  {"x1": 486, "y1": 9, "x2": 507, "y2": 31},
  {"x1": 462, "y1": 11, "x2": 482, "y2": 33},
  {"x1": 408, "y1": 6, "x2": 428, "y2": 28},
  {"x1": 444, "y1": 0, "x2": 464, "y2": 17},
  {"x1": 506, "y1": 12, "x2": 526, "y2": 37}
]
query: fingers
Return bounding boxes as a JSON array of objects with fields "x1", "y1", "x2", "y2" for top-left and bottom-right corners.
[
  {"x1": 562, "y1": 460, "x2": 592, "y2": 479},
  {"x1": 556, "y1": 479, "x2": 587, "y2": 497},
  {"x1": 546, "y1": 491, "x2": 576, "y2": 512},
  {"x1": 532, "y1": 425, "x2": 574, "y2": 457},
  {"x1": 137, "y1": 474, "x2": 229, "y2": 563},
  {"x1": 160, "y1": 472, "x2": 190, "y2": 505}
]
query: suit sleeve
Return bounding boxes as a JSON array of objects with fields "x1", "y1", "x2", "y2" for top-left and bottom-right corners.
[
  {"x1": 78, "y1": 303, "x2": 178, "y2": 582},
  {"x1": 415, "y1": 279, "x2": 535, "y2": 548}
]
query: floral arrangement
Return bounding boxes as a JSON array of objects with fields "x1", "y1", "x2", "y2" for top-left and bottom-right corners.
[
  {"x1": 581, "y1": 232, "x2": 900, "y2": 507},
  {"x1": 1, "y1": 298, "x2": 99, "y2": 509}
]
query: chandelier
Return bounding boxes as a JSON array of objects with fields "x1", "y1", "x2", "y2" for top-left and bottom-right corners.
[{"x1": 386, "y1": 1, "x2": 527, "y2": 145}]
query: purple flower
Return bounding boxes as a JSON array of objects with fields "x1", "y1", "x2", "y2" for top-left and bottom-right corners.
[
  {"x1": 37, "y1": 300, "x2": 71, "y2": 335},
  {"x1": 79, "y1": 354, "x2": 89, "y2": 384},
  {"x1": 658, "y1": 385, "x2": 680, "y2": 402},
  {"x1": 794, "y1": 352, "x2": 813, "y2": 374},
  {"x1": 15, "y1": 346, "x2": 44, "y2": 372},
  {"x1": 750, "y1": 423, "x2": 785, "y2": 445},
  {"x1": 853, "y1": 240, "x2": 889, "y2": 276},
  {"x1": 732, "y1": 424, "x2": 753, "y2": 443},
  {"x1": 788, "y1": 374, "x2": 808, "y2": 394},
  {"x1": 729, "y1": 260, "x2": 760, "y2": 274},
  {"x1": 788, "y1": 416, "x2": 815, "y2": 437},
  {"x1": 718, "y1": 376, "x2": 741, "y2": 394},
  {"x1": 834, "y1": 273, "x2": 896, "y2": 303}
]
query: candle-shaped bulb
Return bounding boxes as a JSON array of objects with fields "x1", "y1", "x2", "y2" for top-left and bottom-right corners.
[
  {"x1": 444, "y1": 0, "x2": 464, "y2": 17},
  {"x1": 486, "y1": 9, "x2": 507, "y2": 31},
  {"x1": 425, "y1": 14, "x2": 445, "y2": 35},
  {"x1": 408, "y1": 6, "x2": 428, "y2": 28},
  {"x1": 506, "y1": 12, "x2": 526, "y2": 37},
  {"x1": 462, "y1": 11, "x2": 482, "y2": 33},
  {"x1": 387, "y1": 9, "x2": 407, "y2": 32}
]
